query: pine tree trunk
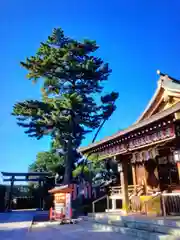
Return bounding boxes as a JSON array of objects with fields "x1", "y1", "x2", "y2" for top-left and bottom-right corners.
[
  {"x1": 63, "y1": 137, "x2": 73, "y2": 185},
  {"x1": 63, "y1": 111, "x2": 76, "y2": 185},
  {"x1": 81, "y1": 118, "x2": 106, "y2": 175}
]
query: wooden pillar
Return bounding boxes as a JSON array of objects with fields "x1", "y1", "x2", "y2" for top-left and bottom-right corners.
[
  {"x1": 174, "y1": 113, "x2": 180, "y2": 183},
  {"x1": 132, "y1": 164, "x2": 136, "y2": 186},
  {"x1": 112, "y1": 199, "x2": 116, "y2": 210},
  {"x1": 154, "y1": 159, "x2": 160, "y2": 190},
  {"x1": 143, "y1": 163, "x2": 148, "y2": 194},
  {"x1": 120, "y1": 160, "x2": 129, "y2": 213},
  {"x1": 176, "y1": 162, "x2": 180, "y2": 183},
  {"x1": 173, "y1": 139, "x2": 180, "y2": 184}
]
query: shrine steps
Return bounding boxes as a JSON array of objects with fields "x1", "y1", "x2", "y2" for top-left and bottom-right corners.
[{"x1": 85, "y1": 212, "x2": 180, "y2": 240}]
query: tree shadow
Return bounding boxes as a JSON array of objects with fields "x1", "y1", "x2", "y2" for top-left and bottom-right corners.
[
  {"x1": 0, "y1": 225, "x2": 29, "y2": 239},
  {"x1": 0, "y1": 210, "x2": 36, "y2": 223}
]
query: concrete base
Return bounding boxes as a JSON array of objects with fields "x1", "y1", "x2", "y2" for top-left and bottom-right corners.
[
  {"x1": 109, "y1": 195, "x2": 123, "y2": 200},
  {"x1": 105, "y1": 209, "x2": 126, "y2": 215}
]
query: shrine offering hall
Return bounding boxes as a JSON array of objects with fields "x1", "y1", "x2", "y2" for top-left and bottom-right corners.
[{"x1": 80, "y1": 72, "x2": 180, "y2": 215}]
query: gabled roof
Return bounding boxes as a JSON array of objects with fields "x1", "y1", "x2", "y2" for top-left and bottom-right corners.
[
  {"x1": 48, "y1": 185, "x2": 73, "y2": 194},
  {"x1": 136, "y1": 71, "x2": 180, "y2": 123}
]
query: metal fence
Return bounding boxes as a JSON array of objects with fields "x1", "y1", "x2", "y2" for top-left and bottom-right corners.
[{"x1": 161, "y1": 192, "x2": 180, "y2": 217}]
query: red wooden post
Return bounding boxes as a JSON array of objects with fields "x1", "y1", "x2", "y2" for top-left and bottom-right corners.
[
  {"x1": 49, "y1": 207, "x2": 52, "y2": 220},
  {"x1": 70, "y1": 207, "x2": 72, "y2": 218}
]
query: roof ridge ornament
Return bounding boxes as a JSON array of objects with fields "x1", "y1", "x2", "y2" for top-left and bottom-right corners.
[
  {"x1": 157, "y1": 70, "x2": 171, "y2": 88},
  {"x1": 157, "y1": 69, "x2": 166, "y2": 77},
  {"x1": 157, "y1": 69, "x2": 169, "y2": 81},
  {"x1": 156, "y1": 69, "x2": 161, "y2": 76},
  {"x1": 157, "y1": 70, "x2": 179, "y2": 83}
]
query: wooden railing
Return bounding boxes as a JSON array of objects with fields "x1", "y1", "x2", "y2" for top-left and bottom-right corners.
[
  {"x1": 128, "y1": 185, "x2": 146, "y2": 212},
  {"x1": 143, "y1": 192, "x2": 161, "y2": 215},
  {"x1": 109, "y1": 185, "x2": 144, "y2": 212},
  {"x1": 110, "y1": 186, "x2": 122, "y2": 196},
  {"x1": 92, "y1": 185, "x2": 141, "y2": 214},
  {"x1": 129, "y1": 191, "x2": 180, "y2": 217},
  {"x1": 92, "y1": 195, "x2": 109, "y2": 215},
  {"x1": 92, "y1": 185, "x2": 147, "y2": 214},
  {"x1": 110, "y1": 185, "x2": 141, "y2": 198},
  {"x1": 92, "y1": 187, "x2": 180, "y2": 216},
  {"x1": 128, "y1": 185, "x2": 137, "y2": 196}
]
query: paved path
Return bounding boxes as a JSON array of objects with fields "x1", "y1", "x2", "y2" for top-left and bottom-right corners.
[
  {"x1": 0, "y1": 211, "x2": 133, "y2": 239},
  {"x1": 0, "y1": 210, "x2": 35, "y2": 240},
  {"x1": 27, "y1": 222, "x2": 133, "y2": 240}
]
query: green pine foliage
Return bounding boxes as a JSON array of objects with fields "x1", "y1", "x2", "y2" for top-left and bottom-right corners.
[
  {"x1": 29, "y1": 151, "x2": 64, "y2": 174},
  {"x1": 12, "y1": 28, "x2": 119, "y2": 184}
]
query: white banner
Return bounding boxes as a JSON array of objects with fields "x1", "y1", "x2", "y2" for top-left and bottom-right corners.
[{"x1": 65, "y1": 193, "x2": 71, "y2": 218}]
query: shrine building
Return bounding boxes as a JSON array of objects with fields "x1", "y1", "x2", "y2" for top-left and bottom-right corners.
[{"x1": 79, "y1": 71, "x2": 180, "y2": 215}]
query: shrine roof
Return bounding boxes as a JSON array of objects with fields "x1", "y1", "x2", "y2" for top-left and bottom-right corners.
[
  {"x1": 136, "y1": 71, "x2": 180, "y2": 123},
  {"x1": 48, "y1": 185, "x2": 73, "y2": 194},
  {"x1": 79, "y1": 72, "x2": 180, "y2": 153}
]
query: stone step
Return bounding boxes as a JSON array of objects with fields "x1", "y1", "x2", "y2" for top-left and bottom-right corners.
[
  {"x1": 86, "y1": 213, "x2": 180, "y2": 239},
  {"x1": 88, "y1": 212, "x2": 180, "y2": 228},
  {"x1": 92, "y1": 222, "x2": 177, "y2": 240}
]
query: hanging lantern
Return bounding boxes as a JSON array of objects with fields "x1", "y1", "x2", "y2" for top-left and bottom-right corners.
[
  {"x1": 141, "y1": 151, "x2": 146, "y2": 161},
  {"x1": 173, "y1": 150, "x2": 180, "y2": 163},
  {"x1": 117, "y1": 163, "x2": 122, "y2": 172}
]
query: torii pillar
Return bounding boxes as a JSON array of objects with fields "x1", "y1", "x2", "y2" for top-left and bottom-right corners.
[{"x1": 8, "y1": 176, "x2": 15, "y2": 211}]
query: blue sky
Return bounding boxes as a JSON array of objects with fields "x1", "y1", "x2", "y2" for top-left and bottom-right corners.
[{"x1": 0, "y1": 0, "x2": 180, "y2": 173}]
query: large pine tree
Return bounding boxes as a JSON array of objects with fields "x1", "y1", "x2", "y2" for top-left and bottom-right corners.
[{"x1": 12, "y1": 28, "x2": 119, "y2": 184}]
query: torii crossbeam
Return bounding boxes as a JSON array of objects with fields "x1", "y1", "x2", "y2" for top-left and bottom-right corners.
[{"x1": 1, "y1": 171, "x2": 52, "y2": 211}]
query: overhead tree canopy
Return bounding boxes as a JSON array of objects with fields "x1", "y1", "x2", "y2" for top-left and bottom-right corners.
[
  {"x1": 12, "y1": 28, "x2": 119, "y2": 184},
  {"x1": 29, "y1": 151, "x2": 64, "y2": 174}
]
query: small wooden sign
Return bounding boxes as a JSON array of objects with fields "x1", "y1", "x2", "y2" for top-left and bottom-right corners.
[{"x1": 55, "y1": 193, "x2": 66, "y2": 203}]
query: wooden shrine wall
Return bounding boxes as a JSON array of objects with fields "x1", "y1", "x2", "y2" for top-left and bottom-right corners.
[{"x1": 135, "y1": 165, "x2": 146, "y2": 186}]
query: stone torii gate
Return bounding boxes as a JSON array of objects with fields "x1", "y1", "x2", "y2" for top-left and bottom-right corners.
[{"x1": 1, "y1": 172, "x2": 52, "y2": 211}]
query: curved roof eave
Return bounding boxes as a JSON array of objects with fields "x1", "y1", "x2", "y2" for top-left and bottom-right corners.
[{"x1": 79, "y1": 101, "x2": 180, "y2": 153}]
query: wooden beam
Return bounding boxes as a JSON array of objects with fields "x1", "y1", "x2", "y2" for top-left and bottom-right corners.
[
  {"x1": 3, "y1": 178, "x2": 45, "y2": 182},
  {"x1": 174, "y1": 111, "x2": 180, "y2": 120},
  {"x1": 1, "y1": 172, "x2": 51, "y2": 177}
]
